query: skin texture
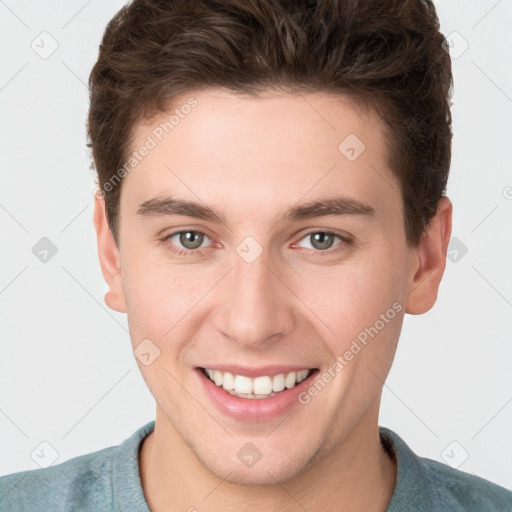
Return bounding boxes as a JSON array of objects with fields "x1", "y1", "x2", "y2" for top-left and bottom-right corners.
[{"x1": 93, "y1": 89, "x2": 452, "y2": 511}]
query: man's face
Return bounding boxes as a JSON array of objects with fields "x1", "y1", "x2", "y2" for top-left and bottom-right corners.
[{"x1": 110, "y1": 89, "x2": 418, "y2": 484}]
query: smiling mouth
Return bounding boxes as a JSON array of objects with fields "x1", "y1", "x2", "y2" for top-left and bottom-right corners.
[{"x1": 200, "y1": 367, "x2": 317, "y2": 399}]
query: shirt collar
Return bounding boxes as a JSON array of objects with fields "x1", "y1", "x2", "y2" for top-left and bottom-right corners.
[
  {"x1": 113, "y1": 420, "x2": 155, "y2": 512},
  {"x1": 112, "y1": 421, "x2": 438, "y2": 512}
]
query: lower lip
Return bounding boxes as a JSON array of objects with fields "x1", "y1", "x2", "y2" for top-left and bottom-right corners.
[{"x1": 196, "y1": 368, "x2": 318, "y2": 422}]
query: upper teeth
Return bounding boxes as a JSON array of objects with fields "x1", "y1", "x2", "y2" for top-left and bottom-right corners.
[{"x1": 204, "y1": 368, "x2": 311, "y2": 396}]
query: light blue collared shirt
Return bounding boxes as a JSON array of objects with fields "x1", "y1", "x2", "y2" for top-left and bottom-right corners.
[{"x1": 1, "y1": 421, "x2": 511, "y2": 511}]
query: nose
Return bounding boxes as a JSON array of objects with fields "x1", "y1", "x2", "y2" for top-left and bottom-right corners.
[{"x1": 213, "y1": 247, "x2": 297, "y2": 348}]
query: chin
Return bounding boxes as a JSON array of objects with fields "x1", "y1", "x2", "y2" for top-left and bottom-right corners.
[
  {"x1": 208, "y1": 461, "x2": 304, "y2": 487},
  {"x1": 196, "y1": 444, "x2": 321, "y2": 487}
]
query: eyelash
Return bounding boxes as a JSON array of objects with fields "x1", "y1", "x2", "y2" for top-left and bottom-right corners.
[{"x1": 161, "y1": 229, "x2": 352, "y2": 257}]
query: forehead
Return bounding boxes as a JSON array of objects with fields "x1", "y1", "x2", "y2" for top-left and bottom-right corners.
[
  {"x1": 137, "y1": 88, "x2": 381, "y2": 158},
  {"x1": 124, "y1": 88, "x2": 399, "y2": 219}
]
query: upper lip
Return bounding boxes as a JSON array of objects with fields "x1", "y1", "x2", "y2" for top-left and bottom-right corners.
[{"x1": 198, "y1": 365, "x2": 317, "y2": 378}]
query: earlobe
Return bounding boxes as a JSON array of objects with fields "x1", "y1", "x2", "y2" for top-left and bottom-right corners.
[
  {"x1": 92, "y1": 189, "x2": 127, "y2": 313},
  {"x1": 405, "y1": 197, "x2": 452, "y2": 315}
]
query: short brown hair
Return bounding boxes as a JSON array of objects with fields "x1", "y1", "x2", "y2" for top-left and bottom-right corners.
[{"x1": 87, "y1": 0, "x2": 453, "y2": 247}]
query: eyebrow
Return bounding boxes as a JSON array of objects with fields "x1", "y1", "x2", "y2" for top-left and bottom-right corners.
[{"x1": 136, "y1": 195, "x2": 376, "y2": 224}]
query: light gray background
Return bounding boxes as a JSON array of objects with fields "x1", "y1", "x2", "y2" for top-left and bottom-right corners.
[{"x1": 1, "y1": 0, "x2": 511, "y2": 490}]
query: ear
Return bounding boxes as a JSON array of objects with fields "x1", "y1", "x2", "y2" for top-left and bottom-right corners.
[
  {"x1": 92, "y1": 189, "x2": 127, "y2": 313},
  {"x1": 405, "y1": 197, "x2": 452, "y2": 315}
]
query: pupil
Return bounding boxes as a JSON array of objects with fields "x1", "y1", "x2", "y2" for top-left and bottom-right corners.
[
  {"x1": 312, "y1": 232, "x2": 333, "y2": 250},
  {"x1": 181, "y1": 231, "x2": 203, "y2": 249}
]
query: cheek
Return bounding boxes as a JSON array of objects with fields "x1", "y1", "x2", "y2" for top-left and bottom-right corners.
[
  {"x1": 294, "y1": 257, "x2": 406, "y2": 410},
  {"x1": 120, "y1": 260, "x2": 207, "y2": 401},
  {"x1": 121, "y1": 251, "x2": 214, "y2": 350},
  {"x1": 296, "y1": 259, "x2": 404, "y2": 340}
]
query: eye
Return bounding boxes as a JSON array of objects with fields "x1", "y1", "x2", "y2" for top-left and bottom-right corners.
[
  {"x1": 164, "y1": 230, "x2": 212, "y2": 254},
  {"x1": 162, "y1": 229, "x2": 351, "y2": 257},
  {"x1": 295, "y1": 231, "x2": 347, "y2": 252}
]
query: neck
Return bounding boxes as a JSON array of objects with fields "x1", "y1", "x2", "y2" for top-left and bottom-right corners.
[{"x1": 139, "y1": 404, "x2": 396, "y2": 512}]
